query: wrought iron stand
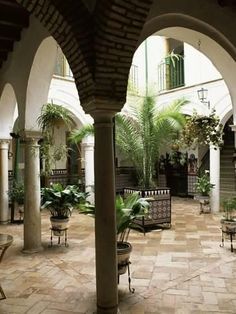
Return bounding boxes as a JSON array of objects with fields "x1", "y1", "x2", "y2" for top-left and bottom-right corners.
[
  {"x1": 118, "y1": 261, "x2": 135, "y2": 293},
  {"x1": 50, "y1": 228, "x2": 68, "y2": 247}
]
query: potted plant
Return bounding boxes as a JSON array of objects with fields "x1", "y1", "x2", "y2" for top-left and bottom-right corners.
[
  {"x1": 70, "y1": 95, "x2": 188, "y2": 229},
  {"x1": 195, "y1": 171, "x2": 214, "y2": 213},
  {"x1": 180, "y1": 109, "x2": 224, "y2": 149},
  {"x1": 41, "y1": 183, "x2": 88, "y2": 235},
  {"x1": 221, "y1": 197, "x2": 236, "y2": 232},
  {"x1": 8, "y1": 181, "x2": 24, "y2": 221},
  {"x1": 195, "y1": 171, "x2": 215, "y2": 197},
  {"x1": 220, "y1": 197, "x2": 236, "y2": 252},
  {"x1": 80, "y1": 193, "x2": 149, "y2": 277},
  {"x1": 37, "y1": 102, "x2": 74, "y2": 183}
]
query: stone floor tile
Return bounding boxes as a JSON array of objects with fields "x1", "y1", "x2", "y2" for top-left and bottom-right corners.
[{"x1": 2, "y1": 197, "x2": 236, "y2": 313}]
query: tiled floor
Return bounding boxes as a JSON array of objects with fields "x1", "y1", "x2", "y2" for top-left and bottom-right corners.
[{"x1": 0, "y1": 197, "x2": 236, "y2": 313}]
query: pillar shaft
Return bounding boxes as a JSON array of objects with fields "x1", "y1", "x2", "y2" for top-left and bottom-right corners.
[
  {"x1": 82, "y1": 136, "x2": 94, "y2": 203},
  {"x1": 93, "y1": 113, "x2": 118, "y2": 314},
  {"x1": 23, "y1": 134, "x2": 42, "y2": 253},
  {"x1": 210, "y1": 145, "x2": 220, "y2": 213},
  {"x1": 0, "y1": 140, "x2": 9, "y2": 223}
]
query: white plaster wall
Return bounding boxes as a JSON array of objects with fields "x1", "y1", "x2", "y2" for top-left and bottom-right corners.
[
  {"x1": 48, "y1": 77, "x2": 93, "y2": 127},
  {"x1": 132, "y1": 35, "x2": 165, "y2": 95},
  {"x1": 184, "y1": 43, "x2": 221, "y2": 86}
]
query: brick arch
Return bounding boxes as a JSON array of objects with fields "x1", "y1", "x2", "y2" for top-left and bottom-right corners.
[
  {"x1": 16, "y1": 0, "x2": 154, "y2": 111},
  {"x1": 93, "y1": 0, "x2": 153, "y2": 102},
  {"x1": 16, "y1": 0, "x2": 94, "y2": 103}
]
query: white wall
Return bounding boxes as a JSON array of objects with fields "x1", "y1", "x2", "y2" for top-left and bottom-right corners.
[{"x1": 184, "y1": 43, "x2": 221, "y2": 86}]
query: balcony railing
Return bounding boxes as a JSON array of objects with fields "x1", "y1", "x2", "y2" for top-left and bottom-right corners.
[{"x1": 158, "y1": 56, "x2": 185, "y2": 92}]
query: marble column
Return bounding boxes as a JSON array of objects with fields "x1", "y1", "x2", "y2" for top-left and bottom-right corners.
[
  {"x1": 82, "y1": 136, "x2": 94, "y2": 204},
  {"x1": 23, "y1": 132, "x2": 43, "y2": 253},
  {"x1": 93, "y1": 112, "x2": 118, "y2": 314},
  {"x1": 210, "y1": 145, "x2": 220, "y2": 213},
  {"x1": 0, "y1": 140, "x2": 10, "y2": 223}
]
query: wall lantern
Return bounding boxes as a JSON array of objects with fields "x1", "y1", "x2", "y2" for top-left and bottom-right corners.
[{"x1": 197, "y1": 87, "x2": 210, "y2": 109}]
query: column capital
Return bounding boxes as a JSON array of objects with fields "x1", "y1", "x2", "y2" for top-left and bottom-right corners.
[
  {"x1": 82, "y1": 96, "x2": 124, "y2": 118},
  {"x1": 0, "y1": 139, "x2": 10, "y2": 148},
  {"x1": 19, "y1": 130, "x2": 42, "y2": 143}
]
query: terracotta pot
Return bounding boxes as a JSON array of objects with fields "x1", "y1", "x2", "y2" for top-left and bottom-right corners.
[{"x1": 117, "y1": 241, "x2": 132, "y2": 275}]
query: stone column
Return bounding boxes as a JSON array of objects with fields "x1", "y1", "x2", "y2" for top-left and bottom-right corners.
[
  {"x1": 210, "y1": 145, "x2": 220, "y2": 213},
  {"x1": 23, "y1": 132, "x2": 42, "y2": 253},
  {"x1": 92, "y1": 112, "x2": 118, "y2": 314},
  {"x1": 0, "y1": 140, "x2": 10, "y2": 224},
  {"x1": 81, "y1": 136, "x2": 94, "y2": 204}
]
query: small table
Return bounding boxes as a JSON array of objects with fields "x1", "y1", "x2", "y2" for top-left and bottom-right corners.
[{"x1": 0, "y1": 234, "x2": 13, "y2": 300}]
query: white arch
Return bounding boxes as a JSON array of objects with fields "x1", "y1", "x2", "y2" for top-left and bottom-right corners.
[
  {"x1": 48, "y1": 79, "x2": 93, "y2": 127},
  {"x1": 0, "y1": 83, "x2": 17, "y2": 138},
  {"x1": 25, "y1": 36, "x2": 57, "y2": 131},
  {"x1": 138, "y1": 12, "x2": 236, "y2": 122}
]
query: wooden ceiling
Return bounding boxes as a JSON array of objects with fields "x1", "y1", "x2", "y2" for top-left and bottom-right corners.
[{"x1": 0, "y1": 0, "x2": 29, "y2": 69}]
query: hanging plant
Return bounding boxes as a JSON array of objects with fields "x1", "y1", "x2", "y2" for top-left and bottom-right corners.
[
  {"x1": 37, "y1": 102, "x2": 74, "y2": 176},
  {"x1": 179, "y1": 109, "x2": 223, "y2": 149}
]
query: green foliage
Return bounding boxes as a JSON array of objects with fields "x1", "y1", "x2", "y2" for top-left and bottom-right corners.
[
  {"x1": 8, "y1": 181, "x2": 24, "y2": 205},
  {"x1": 69, "y1": 95, "x2": 187, "y2": 189},
  {"x1": 180, "y1": 109, "x2": 223, "y2": 148},
  {"x1": 37, "y1": 103, "x2": 74, "y2": 176},
  {"x1": 69, "y1": 125, "x2": 94, "y2": 144},
  {"x1": 195, "y1": 171, "x2": 214, "y2": 196},
  {"x1": 222, "y1": 197, "x2": 236, "y2": 221},
  {"x1": 37, "y1": 103, "x2": 74, "y2": 134},
  {"x1": 41, "y1": 183, "x2": 89, "y2": 218},
  {"x1": 116, "y1": 96, "x2": 187, "y2": 188},
  {"x1": 80, "y1": 193, "x2": 149, "y2": 242}
]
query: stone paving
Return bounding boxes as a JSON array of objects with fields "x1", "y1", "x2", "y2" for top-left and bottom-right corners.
[{"x1": 0, "y1": 197, "x2": 236, "y2": 313}]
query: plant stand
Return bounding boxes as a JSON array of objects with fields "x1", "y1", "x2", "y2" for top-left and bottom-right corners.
[
  {"x1": 118, "y1": 261, "x2": 134, "y2": 293},
  {"x1": 220, "y1": 226, "x2": 236, "y2": 252},
  {"x1": 194, "y1": 195, "x2": 210, "y2": 214},
  {"x1": 50, "y1": 228, "x2": 68, "y2": 247}
]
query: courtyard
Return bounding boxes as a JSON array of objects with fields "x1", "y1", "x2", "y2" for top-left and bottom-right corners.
[{"x1": 0, "y1": 197, "x2": 235, "y2": 313}]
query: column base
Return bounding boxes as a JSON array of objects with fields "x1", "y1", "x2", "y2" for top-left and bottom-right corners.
[
  {"x1": 22, "y1": 246, "x2": 43, "y2": 254},
  {"x1": 0, "y1": 220, "x2": 10, "y2": 225},
  {"x1": 97, "y1": 304, "x2": 119, "y2": 314}
]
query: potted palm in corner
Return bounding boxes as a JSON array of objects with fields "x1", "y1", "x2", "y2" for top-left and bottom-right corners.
[{"x1": 41, "y1": 183, "x2": 89, "y2": 235}]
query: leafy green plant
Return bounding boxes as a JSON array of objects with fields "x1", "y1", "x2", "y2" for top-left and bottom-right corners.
[
  {"x1": 41, "y1": 183, "x2": 89, "y2": 218},
  {"x1": 222, "y1": 197, "x2": 236, "y2": 221},
  {"x1": 180, "y1": 109, "x2": 223, "y2": 148},
  {"x1": 70, "y1": 95, "x2": 187, "y2": 188},
  {"x1": 37, "y1": 102, "x2": 74, "y2": 176},
  {"x1": 80, "y1": 193, "x2": 149, "y2": 242},
  {"x1": 8, "y1": 181, "x2": 24, "y2": 205},
  {"x1": 195, "y1": 171, "x2": 214, "y2": 196}
]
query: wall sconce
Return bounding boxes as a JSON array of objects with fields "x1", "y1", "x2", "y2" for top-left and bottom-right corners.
[
  {"x1": 197, "y1": 87, "x2": 210, "y2": 109},
  {"x1": 8, "y1": 151, "x2": 13, "y2": 159}
]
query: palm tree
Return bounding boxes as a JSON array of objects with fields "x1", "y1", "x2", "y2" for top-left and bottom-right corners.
[{"x1": 70, "y1": 95, "x2": 187, "y2": 188}]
